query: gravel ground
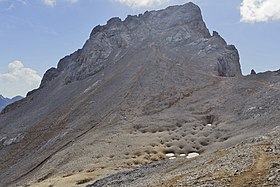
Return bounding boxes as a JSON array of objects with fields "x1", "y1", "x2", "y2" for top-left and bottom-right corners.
[{"x1": 87, "y1": 126, "x2": 280, "y2": 187}]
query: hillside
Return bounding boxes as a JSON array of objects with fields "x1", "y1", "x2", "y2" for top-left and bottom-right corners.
[{"x1": 0, "y1": 2, "x2": 279, "y2": 187}]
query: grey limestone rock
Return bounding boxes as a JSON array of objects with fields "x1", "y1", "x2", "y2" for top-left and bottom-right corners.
[
  {"x1": 251, "y1": 69, "x2": 256, "y2": 75},
  {"x1": 40, "y1": 67, "x2": 60, "y2": 88},
  {"x1": 41, "y1": 2, "x2": 241, "y2": 87}
]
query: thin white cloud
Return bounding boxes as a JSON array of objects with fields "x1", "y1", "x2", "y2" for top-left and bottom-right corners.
[
  {"x1": 42, "y1": 0, "x2": 79, "y2": 6},
  {"x1": 114, "y1": 0, "x2": 171, "y2": 8},
  {"x1": 0, "y1": 0, "x2": 27, "y2": 11},
  {"x1": 0, "y1": 61, "x2": 42, "y2": 97},
  {"x1": 65, "y1": 0, "x2": 79, "y2": 3},
  {"x1": 240, "y1": 0, "x2": 280, "y2": 22},
  {"x1": 43, "y1": 0, "x2": 56, "y2": 7},
  {"x1": 17, "y1": 0, "x2": 27, "y2": 5}
]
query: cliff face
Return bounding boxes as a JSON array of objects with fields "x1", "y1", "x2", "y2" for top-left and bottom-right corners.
[{"x1": 0, "y1": 3, "x2": 279, "y2": 187}]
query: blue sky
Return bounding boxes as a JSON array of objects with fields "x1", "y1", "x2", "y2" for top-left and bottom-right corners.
[{"x1": 0, "y1": 0, "x2": 279, "y2": 97}]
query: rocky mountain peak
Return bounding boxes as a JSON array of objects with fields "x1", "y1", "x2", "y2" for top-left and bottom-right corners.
[
  {"x1": 90, "y1": 2, "x2": 209, "y2": 36},
  {"x1": 89, "y1": 2, "x2": 210, "y2": 44},
  {"x1": 39, "y1": 2, "x2": 241, "y2": 89}
]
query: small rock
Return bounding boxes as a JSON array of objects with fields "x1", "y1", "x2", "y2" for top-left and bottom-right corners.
[
  {"x1": 271, "y1": 163, "x2": 280, "y2": 168},
  {"x1": 248, "y1": 107, "x2": 256, "y2": 111},
  {"x1": 268, "y1": 175, "x2": 276, "y2": 181},
  {"x1": 251, "y1": 69, "x2": 256, "y2": 75}
]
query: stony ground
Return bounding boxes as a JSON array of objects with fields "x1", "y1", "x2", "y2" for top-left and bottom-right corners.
[
  {"x1": 86, "y1": 126, "x2": 280, "y2": 187},
  {"x1": 20, "y1": 125, "x2": 279, "y2": 187}
]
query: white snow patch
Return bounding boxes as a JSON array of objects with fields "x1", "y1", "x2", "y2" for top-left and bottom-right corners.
[
  {"x1": 207, "y1": 123, "x2": 212, "y2": 127},
  {"x1": 169, "y1": 156, "x2": 176, "y2": 160},
  {"x1": 186, "y1": 152, "x2": 200, "y2": 159},
  {"x1": 179, "y1": 154, "x2": 186, "y2": 157},
  {"x1": 165, "y1": 153, "x2": 175, "y2": 157}
]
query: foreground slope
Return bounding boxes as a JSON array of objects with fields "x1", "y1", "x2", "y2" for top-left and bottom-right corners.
[
  {"x1": 0, "y1": 3, "x2": 279, "y2": 187},
  {"x1": 88, "y1": 126, "x2": 280, "y2": 187}
]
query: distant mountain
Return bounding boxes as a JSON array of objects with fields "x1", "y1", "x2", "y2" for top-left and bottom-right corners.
[{"x1": 0, "y1": 95, "x2": 23, "y2": 111}]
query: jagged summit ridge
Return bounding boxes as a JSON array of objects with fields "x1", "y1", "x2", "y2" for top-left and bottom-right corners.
[
  {"x1": 39, "y1": 2, "x2": 241, "y2": 88},
  {"x1": 89, "y1": 2, "x2": 210, "y2": 40}
]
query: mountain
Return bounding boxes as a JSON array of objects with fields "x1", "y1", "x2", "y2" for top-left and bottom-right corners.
[
  {"x1": 0, "y1": 95, "x2": 23, "y2": 111},
  {"x1": 0, "y1": 2, "x2": 279, "y2": 187}
]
